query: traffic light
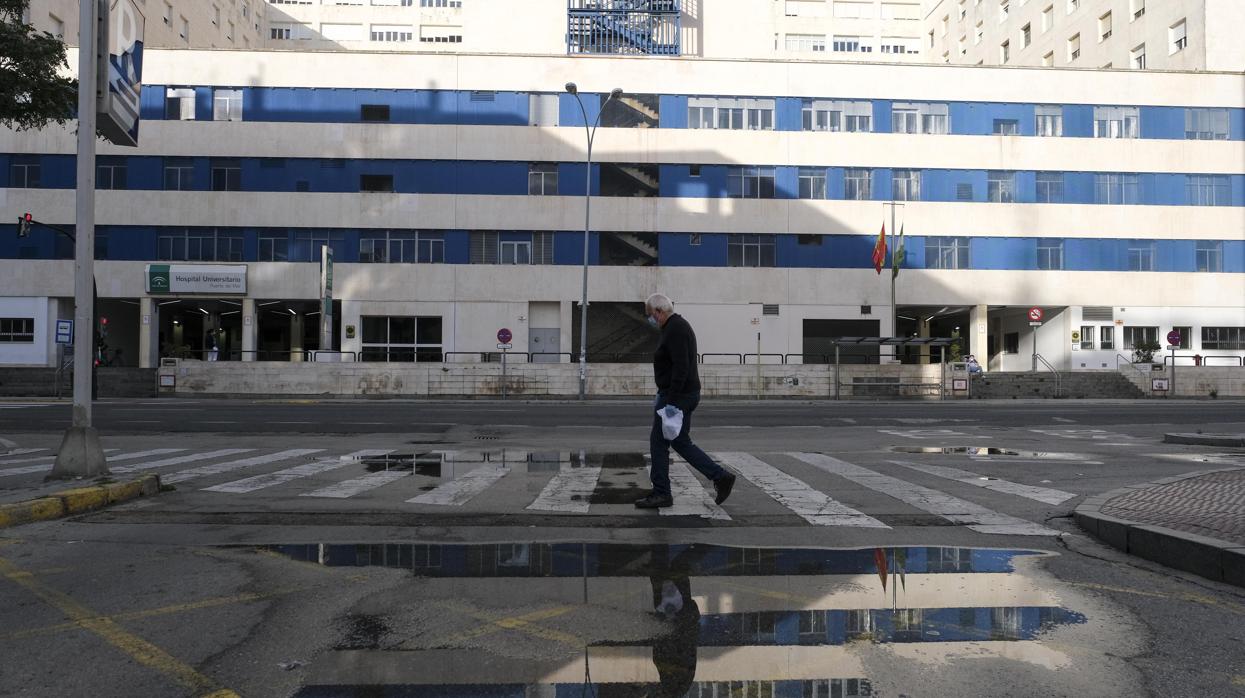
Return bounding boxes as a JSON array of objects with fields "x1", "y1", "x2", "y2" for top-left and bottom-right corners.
[{"x1": 17, "y1": 212, "x2": 32, "y2": 237}]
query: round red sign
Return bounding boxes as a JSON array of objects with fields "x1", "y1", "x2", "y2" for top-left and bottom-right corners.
[
  {"x1": 497, "y1": 328, "x2": 512, "y2": 344},
  {"x1": 1028, "y1": 307, "x2": 1044, "y2": 322},
  {"x1": 1166, "y1": 330, "x2": 1181, "y2": 346}
]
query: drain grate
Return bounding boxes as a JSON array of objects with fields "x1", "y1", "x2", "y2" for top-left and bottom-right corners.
[{"x1": 474, "y1": 435, "x2": 500, "y2": 441}]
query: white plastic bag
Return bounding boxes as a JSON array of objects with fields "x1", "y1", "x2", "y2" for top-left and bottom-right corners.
[{"x1": 657, "y1": 404, "x2": 683, "y2": 440}]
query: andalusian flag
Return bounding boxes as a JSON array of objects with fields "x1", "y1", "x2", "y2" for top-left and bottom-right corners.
[
  {"x1": 891, "y1": 224, "x2": 905, "y2": 280},
  {"x1": 871, "y1": 223, "x2": 887, "y2": 274}
]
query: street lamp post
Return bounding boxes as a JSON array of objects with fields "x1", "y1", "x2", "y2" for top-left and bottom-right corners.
[{"x1": 565, "y1": 83, "x2": 623, "y2": 401}]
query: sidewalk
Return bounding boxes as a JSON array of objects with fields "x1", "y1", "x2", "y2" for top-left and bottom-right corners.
[{"x1": 1076, "y1": 466, "x2": 1245, "y2": 588}]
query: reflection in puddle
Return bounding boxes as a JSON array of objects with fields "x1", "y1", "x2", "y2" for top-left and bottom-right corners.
[
  {"x1": 260, "y1": 543, "x2": 1087, "y2": 697},
  {"x1": 888, "y1": 446, "x2": 1090, "y2": 460}
]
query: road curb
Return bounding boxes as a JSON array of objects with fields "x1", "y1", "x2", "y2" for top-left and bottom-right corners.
[
  {"x1": 0, "y1": 475, "x2": 161, "y2": 529},
  {"x1": 1163, "y1": 432, "x2": 1245, "y2": 447},
  {"x1": 1075, "y1": 466, "x2": 1245, "y2": 589}
]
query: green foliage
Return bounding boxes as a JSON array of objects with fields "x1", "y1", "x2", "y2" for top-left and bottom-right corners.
[
  {"x1": 949, "y1": 329, "x2": 964, "y2": 363},
  {"x1": 1132, "y1": 339, "x2": 1161, "y2": 364},
  {"x1": 0, "y1": 0, "x2": 78, "y2": 131}
]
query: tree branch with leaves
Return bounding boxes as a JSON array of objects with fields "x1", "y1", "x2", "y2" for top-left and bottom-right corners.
[{"x1": 0, "y1": 0, "x2": 77, "y2": 131}]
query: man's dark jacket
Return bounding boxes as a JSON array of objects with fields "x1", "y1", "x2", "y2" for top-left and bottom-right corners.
[{"x1": 653, "y1": 313, "x2": 701, "y2": 406}]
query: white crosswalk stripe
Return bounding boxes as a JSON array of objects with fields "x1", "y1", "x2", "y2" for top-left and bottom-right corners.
[
  {"x1": 303, "y1": 468, "x2": 409, "y2": 499},
  {"x1": 788, "y1": 452, "x2": 1059, "y2": 536},
  {"x1": 203, "y1": 449, "x2": 393, "y2": 494},
  {"x1": 713, "y1": 452, "x2": 888, "y2": 528},
  {"x1": 889, "y1": 460, "x2": 1077, "y2": 505},
  {"x1": 0, "y1": 449, "x2": 126, "y2": 477},
  {"x1": 408, "y1": 463, "x2": 511, "y2": 506},
  {"x1": 163, "y1": 449, "x2": 324, "y2": 485},
  {"x1": 111, "y1": 448, "x2": 255, "y2": 474},
  {"x1": 661, "y1": 459, "x2": 730, "y2": 520},
  {"x1": 526, "y1": 460, "x2": 601, "y2": 514},
  {"x1": 0, "y1": 448, "x2": 49, "y2": 463}
]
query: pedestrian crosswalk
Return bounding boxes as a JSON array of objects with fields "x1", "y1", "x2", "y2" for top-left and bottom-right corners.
[{"x1": 0, "y1": 445, "x2": 1082, "y2": 536}]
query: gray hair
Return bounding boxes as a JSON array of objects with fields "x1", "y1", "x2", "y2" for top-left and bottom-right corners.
[{"x1": 646, "y1": 293, "x2": 673, "y2": 313}]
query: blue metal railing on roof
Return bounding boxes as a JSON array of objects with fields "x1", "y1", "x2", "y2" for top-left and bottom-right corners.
[{"x1": 567, "y1": 0, "x2": 681, "y2": 56}]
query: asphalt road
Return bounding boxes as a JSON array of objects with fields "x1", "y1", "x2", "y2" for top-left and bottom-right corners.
[{"x1": 1, "y1": 397, "x2": 1242, "y2": 433}]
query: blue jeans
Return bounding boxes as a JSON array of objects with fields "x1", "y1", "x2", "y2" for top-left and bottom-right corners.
[{"x1": 649, "y1": 391, "x2": 728, "y2": 497}]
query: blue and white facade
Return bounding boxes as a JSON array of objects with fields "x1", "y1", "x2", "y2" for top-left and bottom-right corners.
[{"x1": 0, "y1": 49, "x2": 1242, "y2": 370}]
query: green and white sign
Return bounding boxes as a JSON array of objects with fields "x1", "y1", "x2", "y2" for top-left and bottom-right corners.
[{"x1": 145, "y1": 264, "x2": 247, "y2": 295}]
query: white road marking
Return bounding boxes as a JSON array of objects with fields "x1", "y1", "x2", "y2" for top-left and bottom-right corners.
[
  {"x1": 712, "y1": 452, "x2": 887, "y2": 528},
  {"x1": 0, "y1": 449, "x2": 147, "y2": 477},
  {"x1": 526, "y1": 461, "x2": 601, "y2": 514},
  {"x1": 0, "y1": 437, "x2": 18, "y2": 449},
  {"x1": 0, "y1": 449, "x2": 52, "y2": 465},
  {"x1": 302, "y1": 469, "x2": 409, "y2": 499},
  {"x1": 788, "y1": 452, "x2": 1059, "y2": 536},
  {"x1": 1052, "y1": 417, "x2": 1077, "y2": 423},
  {"x1": 890, "y1": 460, "x2": 1078, "y2": 505},
  {"x1": 660, "y1": 459, "x2": 730, "y2": 520},
  {"x1": 111, "y1": 448, "x2": 256, "y2": 474},
  {"x1": 1030, "y1": 428, "x2": 1139, "y2": 443},
  {"x1": 407, "y1": 464, "x2": 511, "y2": 506},
  {"x1": 878, "y1": 428, "x2": 986, "y2": 440},
  {"x1": 0, "y1": 404, "x2": 53, "y2": 409},
  {"x1": 969, "y1": 457, "x2": 1104, "y2": 465},
  {"x1": 163, "y1": 449, "x2": 324, "y2": 485},
  {"x1": 203, "y1": 449, "x2": 393, "y2": 494}
]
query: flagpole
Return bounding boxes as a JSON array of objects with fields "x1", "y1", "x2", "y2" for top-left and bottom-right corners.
[{"x1": 889, "y1": 202, "x2": 898, "y2": 360}]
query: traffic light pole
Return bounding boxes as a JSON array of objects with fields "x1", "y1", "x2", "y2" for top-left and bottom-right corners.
[{"x1": 51, "y1": 0, "x2": 107, "y2": 479}]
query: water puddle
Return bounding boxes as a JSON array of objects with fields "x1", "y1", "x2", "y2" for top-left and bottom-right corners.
[
  {"x1": 889, "y1": 446, "x2": 1091, "y2": 460},
  {"x1": 246, "y1": 543, "x2": 1106, "y2": 697}
]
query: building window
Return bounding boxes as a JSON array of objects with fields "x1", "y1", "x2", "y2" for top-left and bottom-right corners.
[
  {"x1": 974, "y1": 21, "x2": 983, "y2": 44},
  {"x1": 1131, "y1": 0, "x2": 1144, "y2": 19},
  {"x1": 1123, "y1": 325, "x2": 1158, "y2": 349},
  {"x1": 689, "y1": 233, "x2": 702, "y2": 246},
  {"x1": 844, "y1": 168, "x2": 871, "y2": 200},
  {"x1": 801, "y1": 99, "x2": 872, "y2": 132},
  {"x1": 1000, "y1": 40, "x2": 1010, "y2": 62},
  {"x1": 1202, "y1": 327, "x2": 1245, "y2": 350},
  {"x1": 163, "y1": 158, "x2": 194, "y2": 191},
  {"x1": 956, "y1": 183, "x2": 974, "y2": 200},
  {"x1": 1129, "y1": 43, "x2": 1146, "y2": 69},
  {"x1": 1067, "y1": 33, "x2": 1080, "y2": 61},
  {"x1": 1098, "y1": 11, "x2": 1112, "y2": 40},
  {"x1": 0, "y1": 318, "x2": 35, "y2": 343},
  {"x1": 180, "y1": 16, "x2": 189, "y2": 41},
  {"x1": 370, "y1": 24, "x2": 413, "y2": 42},
  {"x1": 1185, "y1": 109, "x2": 1229, "y2": 140},
  {"x1": 1042, "y1": 51, "x2": 1054, "y2": 66},
  {"x1": 1094, "y1": 173, "x2": 1139, "y2": 204},
  {"x1": 728, "y1": 166, "x2": 776, "y2": 199},
  {"x1": 1041, "y1": 5, "x2": 1053, "y2": 31},
  {"x1": 1037, "y1": 239, "x2": 1064, "y2": 270},
  {"x1": 1035, "y1": 172, "x2": 1064, "y2": 203},
  {"x1": 987, "y1": 171, "x2": 1015, "y2": 203},
  {"x1": 211, "y1": 89, "x2": 242, "y2": 121},
  {"x1": 9, "y1": 157, "x2": 40, "y2": 188},
  {"x1": 157, "y1": 228, "x2": 243, "y2": 262},
  {"x1": 470, "y1": 232, "x2": 552, "y2": 265},
  {"x1": 210, "y1": 159, "x2": 241, "y2": 191},
  {"x1": 1067, "y1": 0, "x2": 1078, "y2": 13},
  {"x1": 165, "y1": 87, "x2": 196, "y2": 120},
  {"x1": 258, "y1": 234, "x2": 288, "y2": 262},
  {"x1": 1080, "y1": 325, "x2": 1095, "y2": 350},
  {"x1": 1187, "y1": 175, "x2": 1230, "y2": 206},
  {"x1": 993, "y1": 119, "x2": 1019, "y2": 135},
  {"x1": 891, "y1": 102, "x2": 949, "y2": 134},
  {"x1": 528, "y1": 163, "x2": 558, "y2": 195},
  {"x1": 727, "y1": 234, "x2": 776, "y2": 267},
  {"x1": 360, "y1": 316, "x2": 443, "y2": 362},
  {"x1": 359, "y1": 230, "x2": 445, "y2": 263},
  {"x1": 1021, "y1": 23, "x2": 1031, "y2": 46},
  {"x1": 798, "y1": 167, "x2": 827, "y2": 199},
  {"x1": 785, "y1": 33, "x2": 826, "y2": 52},
  {"x1": 1196, "y1": 241, "x2": 1223, "y2": 272},
  {"x1": 1101, "y1": 325, "x2": 1114, "y2": 350},
  {"x1": 360, "y1": 174, "x2": 394, "y2": 192},
  {"x1": 1127, "y1": 242, "x2": 1155, "y2": 271},
  {"x1": 892, "y1": 169, "x2": 920, "y2": 201},
  {"x1": 1170, "y1": 325, "x2": 1192, "y2": 350},
  {"x1": 926, "y1": 236, "x2": 969, "y2": 269},
  {"x1": 999, "y1": 0, "x2": 1008, "y2": 21},
  {"x1": 688, "y1": 97, "x2": 775, "y2": 131},
  {"x1": 832, "y1": 35, "x2": 870, "y2": 52},
  {"x1": 499, "y1": 240, "x2": 529, "y2": 265},
  {"x1": 1093, "y1": 106, "x2": 1139, "y2": 138},
  {"x1": 1169, "y1": 19, "x2": 1186, "y2": 53},
  {"x1": 96, "y1": 157, "x2": 127, "y2": 190},
  {"x1": 361, "y1": 104, "x2": 391, "y2": 122},
  {"x1": 1003, "y1": 332, "x2": 1020, "y2": 353}
]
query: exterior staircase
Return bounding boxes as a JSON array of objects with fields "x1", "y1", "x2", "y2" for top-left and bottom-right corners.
[
  {"x1": 616, "y1": 97, "x2": 659, "y2": 127},
  {"x1": 970, "y1": 371, "x2": 1147, "y2": 399},
  {"x1": 613, "y1": 232, "x2": 659, "y2": 264}
]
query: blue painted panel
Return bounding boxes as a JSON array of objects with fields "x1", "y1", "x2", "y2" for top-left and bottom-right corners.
[
  {"x1": 441, "y1": 230, "x2": 470, "y2": 264},
  {"x1": 661, "y1": 165, "x2": 727, "y2": 198},
  {"x1": 775, "y1": 166, "x2": 798, "y2": 199},
  {"x1": 1231, "y1": 109, "x2": 1245, "y2": 141},
  {"x1": 949, "y1": 102, "x2": 1033, "y2": 136},
  {"x1": 782, "y1": 234, "x2": 837, "y2": 268},
  {"x1": 452, "y1": 162, "x2": 528, "y2": 195},
  {"x1": 1066, "y1": 238, "x2": 1126, "y2": 271},
  {"x1": 660, "y1": 232, "x2": 727, "y2": 267},
  {"x1": 559, "y1": 93, "x2": 602, "y2": 128},
  {"x1": 775, "y1": 97, "x2": 803, "y2": 132},
  {"x1": 871, "y1": 168, "x2": 890, "y2": 202},
  {"x1": 1015, "y1": 170, "x2": 1036, "y2": 204},
  {"x1": 1150, "y1": 174, "x2": 1183, "y2": 206},
  {"x1": 1155, "y1": 240, "x2": 1194, "y2": 272},
  {"x1": 558, "y1": 163, "x2": 600, "y2": 197},
  {"x1": 1063, "y1": 105, "x2": 1094, "y2": 138},
  {"x1": 906, "y1": 235, "x2": 926, "y2": 269},
  {"x1": 195, "y1": 87, "x2": 213, "y2": 121},
  {"x1": 191, "y1": 158, "x2": 210, "y2": 191},
  {"x1": 128, "y1": 157, "x2": 163, "y2": 190},
  {"x1": 659, "y1": 95, "x2": 687, "y2": 129},
  {"x1": 453, "y1": 91, "x2": 528, "y2": 126},
  {"x1": 827, "y1": 235, "x2": 881, "y2": 268},
  {"x1": 1230, "y1": 175, "x2": 1245, "y2": 206},
  {"x1": 826, "y1": 168, "x2": 845, "y2": 200},
  {"x1": 1224, "y1": 241, "x2": 1245, "y2": 273},
  {"x1": 872, "y1": 100, "x2": 892, "y2": 134},
  {"x1": 1064, "y1": 172, "x2": 1095, "y2": 204},
  {"x1": 1140, "y1": 107, "x2": 1183, "y2": 140},
  {"x1": 971, "y1": 237, "x2": 1033, "y2": 270},
  {"x1": 141, "y1": 84, "x2": 165, "y2": 120},
  {"x1": 41, "y1": 155, "x2": 75, "y2": 189}
]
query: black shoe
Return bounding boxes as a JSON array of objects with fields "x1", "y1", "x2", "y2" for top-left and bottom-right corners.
[
  {"x1": 635, "y1": 494, "x2": 674, "y2": 509},
  {"x1": 714, "y1": 473, "x2": 736, "y2": 505}
]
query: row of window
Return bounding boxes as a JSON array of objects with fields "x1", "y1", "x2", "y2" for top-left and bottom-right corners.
[
  {"x1": 154, "y1": 86, "x2": 1239, "y2": 141},
  {"x1": 0, "y1": 318, "x2": 34, "y2": 343},
  {"x1": 9, "y1": 227, "x2": 1234, "y2": 274},
  {"x1": 8, "y1": 158, "x2": 1238, "y2": 207}
]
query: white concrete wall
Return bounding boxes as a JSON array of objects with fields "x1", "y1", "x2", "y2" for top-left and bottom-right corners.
[
  {"x1": 0, "y1": 297, "x2": 53, "y2": 367},
  {"x1": 30, "y1": 0, "x2": 264, "y2": 50}
]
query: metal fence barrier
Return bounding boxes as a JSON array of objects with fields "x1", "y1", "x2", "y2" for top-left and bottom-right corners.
[{"x1": 1163, "y1": 354, "x2": 1244, "y2": 367}]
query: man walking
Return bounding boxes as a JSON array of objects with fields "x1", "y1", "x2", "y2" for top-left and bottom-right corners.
[{"x1": 636, "y1": 293, "x2": 736, "y2": 509}]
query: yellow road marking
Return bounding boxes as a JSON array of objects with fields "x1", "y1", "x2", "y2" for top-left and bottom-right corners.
[
  {"x1": 1066, "y1": 581, "x2": 1245, "y2": 615},
  {"x1": 430, "y1": 599, "x2": 584, "y2": 647},
  {"x1": 0, "y1": 556, "x2": 240, "y2": 697}
]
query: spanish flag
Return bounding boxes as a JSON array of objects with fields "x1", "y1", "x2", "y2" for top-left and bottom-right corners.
[{"x1": 871, "y1": 223, "x2": 887, "y2": 274}]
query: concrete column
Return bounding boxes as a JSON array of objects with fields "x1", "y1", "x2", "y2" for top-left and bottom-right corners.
[
  {"x1": 138, "y1": 297, "x2": 156, "y2": 369},
  {"x1": 241, "y1": 298, "x2": 256, "y2": 362},
  {"x1": 290, "y1": 313, "x2": 304, "y2": 362},
  {"x1": 559, "y1": 301, "x2": 573, "y2": 364},
  {"x1": 969, "y1": 304, "x2": 988, "y2": 364},
  {"x1": 918, "y1": 317, "x2": 931, "y2": 365}
]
